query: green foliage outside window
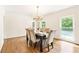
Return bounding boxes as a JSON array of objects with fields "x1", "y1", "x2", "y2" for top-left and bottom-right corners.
[
  {"x1": 42, "y1": 21, "x2": 46, "y2": 29},
  {"x1": 62, "y1": 16, "x2": 73, "y2": 31}
]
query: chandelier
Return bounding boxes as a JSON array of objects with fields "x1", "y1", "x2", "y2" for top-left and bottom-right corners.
[{"x1": 33, "y1": 6, "x2": 43, "y2": 21}]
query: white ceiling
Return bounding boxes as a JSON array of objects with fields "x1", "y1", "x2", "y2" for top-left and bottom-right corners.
[{"x1": 5, "y1": 5, "x2": 73, "y2": 17}]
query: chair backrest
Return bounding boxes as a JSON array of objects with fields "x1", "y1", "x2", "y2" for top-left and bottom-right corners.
[
  {"x1": 29, "y1": 29, "x2": 36, "y2": 43},
  {"x1": 47, "y1": 30, "x2": 54, "y2": 44}
]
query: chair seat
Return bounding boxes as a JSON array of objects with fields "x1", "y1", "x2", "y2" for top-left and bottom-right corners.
[{"x1": 36, "y1": 39, "x2": 40, "y2": 42}]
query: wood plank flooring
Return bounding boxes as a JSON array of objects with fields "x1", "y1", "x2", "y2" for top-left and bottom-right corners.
[{"x1": 1, "y1": 36, "x2": 79, "y2": 53}]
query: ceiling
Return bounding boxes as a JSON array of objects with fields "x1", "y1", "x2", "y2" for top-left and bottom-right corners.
[{"x1": 5, "y1": 5, "x2": 73, "y2": 17}]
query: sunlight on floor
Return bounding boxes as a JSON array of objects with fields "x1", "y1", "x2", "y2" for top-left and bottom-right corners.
[{"x1": 60, "y1": 41, "x2": 74, "y2": 53}]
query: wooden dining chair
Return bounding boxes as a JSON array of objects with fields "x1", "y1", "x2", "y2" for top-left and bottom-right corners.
[
  {"x1": 26, "y1": 29, "x2": 31, "y2": 47},
  {"x1": 29, "y1": 29, "x2": 40, "y2": 48}
]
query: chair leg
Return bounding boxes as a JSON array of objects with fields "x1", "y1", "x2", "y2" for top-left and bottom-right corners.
[
  {"x1": 29, "y1": 40, "x2": 32, "y2": 47},
  {"x1": 47, "y1": 44, "x2": 49, "y2": 52},
  {"x1": 26, "y1": 36, "x2": 28, "y2": 46},
  {"x1": 51, "y1": 42, "x2": 53, "y2": 48},
  {"x1": 34, "y1": 42, "x2": 37, "y2": 48}
]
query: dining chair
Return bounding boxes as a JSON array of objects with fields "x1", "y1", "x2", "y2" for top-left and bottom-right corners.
[
  {"x1": 29, "y1": 29, "x2": 40, "y2": 48},
  {"x1": 45, "y1": 30, "x2": 54, "y2": 52},
  {"x1": 26, "y1": 29, "x2": 31, "y2": 47}
]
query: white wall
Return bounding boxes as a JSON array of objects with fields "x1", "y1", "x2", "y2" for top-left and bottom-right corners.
[
  {"x1": 74, "y1": 6, "x2": 79, "y2": 44},
  {"x1": 0, "y1": 6, "x2": 5, "y2": 50},
  {"x1": 45, "y1": 6, "x2": 79, "y2": 44},
  {"x1": 4, "y1": 11, "x2": 33, "y2": 39}
]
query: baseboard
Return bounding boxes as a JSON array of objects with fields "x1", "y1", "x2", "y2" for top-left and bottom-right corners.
[
  {"x1": 61, "y1": 39, "x2": 79, "y2": 45},
  {"x1": 4, "y1": 36, "x2": 25, "y2": 40},
  {"x1": 54, "y1": 38, "x2": 60, "y2": 40},
  {"x1": 55, "y1": 37, "x2": 79, "y2": 45}
]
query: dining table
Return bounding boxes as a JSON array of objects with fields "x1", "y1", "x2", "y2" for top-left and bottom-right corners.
[{"x1": 26, "y1": 28, "x2": 56, "y2": 52}]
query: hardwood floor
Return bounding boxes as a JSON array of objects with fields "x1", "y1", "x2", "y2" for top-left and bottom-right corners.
[{"x1": 1, "y1": 36, "x2": 79, "y2": 53}]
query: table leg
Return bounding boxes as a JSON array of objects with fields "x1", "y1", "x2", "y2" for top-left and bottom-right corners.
[{"x1": 40, "y1": 37, "x2": 43, "y2": 52}]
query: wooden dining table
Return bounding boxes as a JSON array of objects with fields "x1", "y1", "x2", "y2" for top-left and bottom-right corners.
[{"x1": 26, "y1": 28, "x2": 56, "y2": 52}]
